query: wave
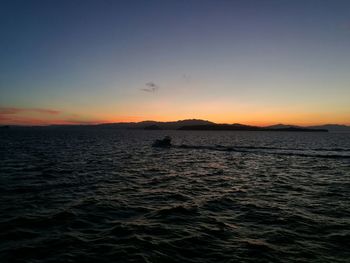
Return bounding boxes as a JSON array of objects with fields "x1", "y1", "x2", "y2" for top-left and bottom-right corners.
[{"x1": 176, "y1": 144, "x2": 350, "y2": 159}]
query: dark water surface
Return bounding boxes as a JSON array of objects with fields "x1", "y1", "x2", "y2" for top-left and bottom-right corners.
[{"x1": 1, "y1": 128, "x2": 349, "y2": 262}]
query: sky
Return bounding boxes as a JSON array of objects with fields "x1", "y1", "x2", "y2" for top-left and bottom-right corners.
[{"x1": 0, "y1": 0, "x2": 349, "y2": 126}]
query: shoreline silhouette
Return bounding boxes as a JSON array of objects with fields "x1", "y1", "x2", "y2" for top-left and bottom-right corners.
[{"x1": 3, "y1": 119, "x2": 350, "y2": 132}]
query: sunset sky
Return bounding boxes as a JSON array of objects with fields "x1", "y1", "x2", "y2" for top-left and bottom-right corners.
[{"x1": 1, "y1": 0, "x2": 349, "y2": 126}]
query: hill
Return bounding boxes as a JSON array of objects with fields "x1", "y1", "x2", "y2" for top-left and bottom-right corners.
[
  {"x1": 98, "y1": 119, "x2": 214, "y2": 130},
  {"x1": 179, "y1": 124, "x2": 327, "y2": 132},
  {"x1": 307, "y1": 124, "x2": 350, "y2": 133}
]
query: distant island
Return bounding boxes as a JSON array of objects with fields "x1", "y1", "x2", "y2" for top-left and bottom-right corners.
[
  {"x1": 94, "y1": 119, "x2": 332, "y2": 132},
  {"x1": 93, "y1": 120, "x2": 350, "y2": 132},
  {"x1": 178, "y1": 124, "x2": 328, "y2": 132},
  {"x1": 3, "y1": 119, "x2": 350, "y2": 132},
  {"x1": 98, "y1": 119, "x2": 214, "y2": 130}
]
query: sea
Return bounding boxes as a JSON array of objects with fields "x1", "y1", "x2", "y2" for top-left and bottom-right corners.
[{"x1": 0, "y1": 128, "x2": 349, "y2": 263}]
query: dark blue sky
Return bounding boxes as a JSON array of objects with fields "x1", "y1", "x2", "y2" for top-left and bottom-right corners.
[{"x1": 1, "y1": 0, "x2": 349, "y2": 125}]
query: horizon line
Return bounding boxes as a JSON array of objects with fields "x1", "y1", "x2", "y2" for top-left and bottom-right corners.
[{"x1": 1, "y1": 118, "x2": 349, "y2": 127}]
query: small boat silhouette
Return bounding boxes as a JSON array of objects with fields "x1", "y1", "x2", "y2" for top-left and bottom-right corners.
[{"x1": 152, "y1": 136, "x2": 172, "y2": 148}]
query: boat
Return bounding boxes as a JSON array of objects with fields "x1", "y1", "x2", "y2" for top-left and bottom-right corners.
[{"x1": 152, "y1": 136, "x2": 172, "y2": 148}]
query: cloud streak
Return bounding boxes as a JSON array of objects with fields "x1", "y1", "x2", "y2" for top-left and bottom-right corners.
[
  {"x1": 183, "y1": 74, "x2": 191, "y2": 82},
  {"x1": 0, "y1": 116, "x2": 103, "y2": 126},
  {"x1": 141, "y1": 82, "x2": 159, "y2": 93},
  {"x1": 0, "y1": 107, "x2": 60, "y2": 115},
  {"x1": 0, "y1": 107, "x2": 104, "y2": 125}
]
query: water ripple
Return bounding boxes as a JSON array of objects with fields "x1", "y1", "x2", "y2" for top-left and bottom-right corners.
[{"x1": 0, "y1": 129, "x2": 349, "y2": 262}]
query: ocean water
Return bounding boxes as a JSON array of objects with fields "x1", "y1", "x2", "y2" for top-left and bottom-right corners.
[{"x1": 0, "y1": 128, "x2": 349, "y2": 263}]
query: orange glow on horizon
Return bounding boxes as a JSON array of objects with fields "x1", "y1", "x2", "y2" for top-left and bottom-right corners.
[
  {"x1": 2, "y1": 117, "x2": 350, "y2": 126},
  {"x1": 1, "y1": 112, "x2": 350, "y2": 126},
  {"x1": 1, "y1": 106, "x2": 349, "y2": 126}
]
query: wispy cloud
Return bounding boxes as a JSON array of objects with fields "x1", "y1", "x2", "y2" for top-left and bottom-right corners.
[
  {"x1": 62, "y1": 119, "x2": 103, "y2": 125},
  {"x1": 183, "y1": 74, "x2": 191, "y2": 82},
  {"x1": 141, "y1": 82, "x2": 160, "y2": 93},
  {"x1": 0, "y1": 107, "x2": 104, "y2": 125},
  {"x1": 0, "y1": 107, "x2": 60, "y2": 115},
  {"x1": 0, "y1": 116, "x2": 103, "y2": 126}
]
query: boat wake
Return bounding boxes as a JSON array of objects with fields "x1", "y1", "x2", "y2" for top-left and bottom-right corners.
[{"x1": 175, "y1": 144, "x2": 350, "y2": 159}]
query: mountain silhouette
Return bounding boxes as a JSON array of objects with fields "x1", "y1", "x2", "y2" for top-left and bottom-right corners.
[
  {"x1": 265, "y1": 124, "x2": 299, "y2": 129},
  {"x1": 265, "y1": 123, "x2": 350, "y2": 132},
  {"x1": 4, "y1": 119, "x2": 349, "y2": 132},
  {"x1": 178, "y1": 123, "x2": 327, "y2": 132},
  {"x1": 306, "y1": 124, "x2": 350, "y2": 133},
  {"x1": 99, "y1": 119, "x2": 214, "y2": 130}
]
